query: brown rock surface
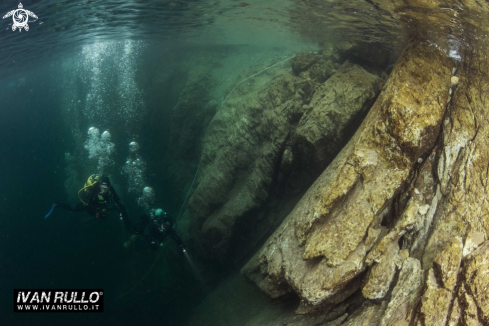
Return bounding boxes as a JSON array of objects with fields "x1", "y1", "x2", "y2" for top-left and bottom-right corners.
[
  {"x1": 461, "y1": 241, "x2": 489, "y2": 322},
  {"x1": 418, "y1": 268, "x2": 453, "y2": 326},
  {"x1": 433, "y1": 237, "x2": 463, "y2": 291},
  {"x1": 416, "y1": 238, "x2": 463, "y2": 324},
  {"x1": 379, "y1": 257, "x2": 423, "y2": 326},
  {"x1": 342, "y1": 302, "x2": 385, "y2": 326}
]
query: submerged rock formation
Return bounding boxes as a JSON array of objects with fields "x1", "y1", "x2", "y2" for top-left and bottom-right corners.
[
  {"x1": 181, "y1": 1, "x2": 489, "y2": 325},
  {"x1": 243, "y1": 39, "x2": 451, "y2": 313},
  {"x1": 188, "y1": 56, "x2": 384, "y2": 261},
  {"x1": 240, "y1": 12, "x2": 489, "y2": 326}
]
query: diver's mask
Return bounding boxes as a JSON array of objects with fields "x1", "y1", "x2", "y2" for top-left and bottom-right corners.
[
  {"x1": 100, "y1": 184, "x2": 109, "y2": 195},
  {"x1": 158, "y1": 220, "x2": 172, "y2": 233}
]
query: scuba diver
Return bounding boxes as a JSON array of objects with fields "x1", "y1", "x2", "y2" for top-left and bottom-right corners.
[
  {"x1": 54, "y1": 174, "x2": 132, "y2": 230},
  {"x1": 129, "y1": 208, "x2": 186, "y2": 252}
]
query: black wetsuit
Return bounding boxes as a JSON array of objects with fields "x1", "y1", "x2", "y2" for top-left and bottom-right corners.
[
  {"x1": 57, "y1": 185, "x2": 132, "y2": 230},
  {"x1": 133, "y1": 214, "x2": 185, "y2": 251}
]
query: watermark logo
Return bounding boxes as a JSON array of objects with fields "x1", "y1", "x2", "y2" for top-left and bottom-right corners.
[
  {"x1": 14, "y1": 289, "x2": 104, "y2": 313},
  {"x1": 3, "y1": 3, "x2": 38, "y2": 32}
]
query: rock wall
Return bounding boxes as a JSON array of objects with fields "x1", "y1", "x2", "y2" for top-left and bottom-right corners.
[
  {"x1": 242, "y1": 19, "x2": 489, "y2": 326},
  {"x1": 188, "y1": 56, "x2": 384, "y2": 261},
  {"x1": 242, "y1": 39, "x2": 451, "y2": 313}
]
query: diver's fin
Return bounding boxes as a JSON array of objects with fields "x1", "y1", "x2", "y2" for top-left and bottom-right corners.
[{"x1": 44, "y1": 203, "x2": 56, "y2": 219}]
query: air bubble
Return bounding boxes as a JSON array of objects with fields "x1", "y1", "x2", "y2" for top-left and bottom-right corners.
[
  {"x1": 138, "y1": 186, "x2": 155, "y2": 210},
  {"x1": 122, "y1": 141, "x2": 147, "y2": 197},
  {"x1": 129, "y1": 141, "x2": 139, "y2": 153},
  {"x1": 101, "y1": 130, "x2": 111, "y2": 140},
  {"x1": 84, "y1": 127, "x2": 115, "y2": 174}
]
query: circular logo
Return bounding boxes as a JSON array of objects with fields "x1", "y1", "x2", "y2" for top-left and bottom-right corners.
[{"x1": 13, "y1": 9, "x2": 28, "y2": 27}]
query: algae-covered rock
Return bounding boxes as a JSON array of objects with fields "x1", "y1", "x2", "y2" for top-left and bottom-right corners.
[
  {"x1": 416, "y1": 238, "x2": 489, "y2": 325},
  {"x1": 417, "y1": 238, "x2": 463, "y2": 326},
  {"x1": 433, "y1": 237, "x2": 463, "y2": 291},
  {"x1": 291, "y1": 52, "x2": 321, "y2": 75},
  {"x1": 161, "y1": 71, "x2": 218, "y2": 211},
  {"x1": 300, "y1": 59, "x2": 338, "y2": 84},
  {"x1": 342, "y1": 302, "x2": 385, "y2": 326}
]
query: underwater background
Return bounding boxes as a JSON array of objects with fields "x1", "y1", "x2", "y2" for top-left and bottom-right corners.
[{"x1": 1, "y1": 0, "x2": 486, "y2": 325}]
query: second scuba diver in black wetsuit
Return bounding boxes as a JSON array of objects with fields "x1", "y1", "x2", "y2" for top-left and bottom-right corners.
[
  {"x1": 56, "y1": 174, "x2": 132, "y2": 230},
  {"x1": 131, "y1": 208, "x2": 186, "y2": 252}
]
